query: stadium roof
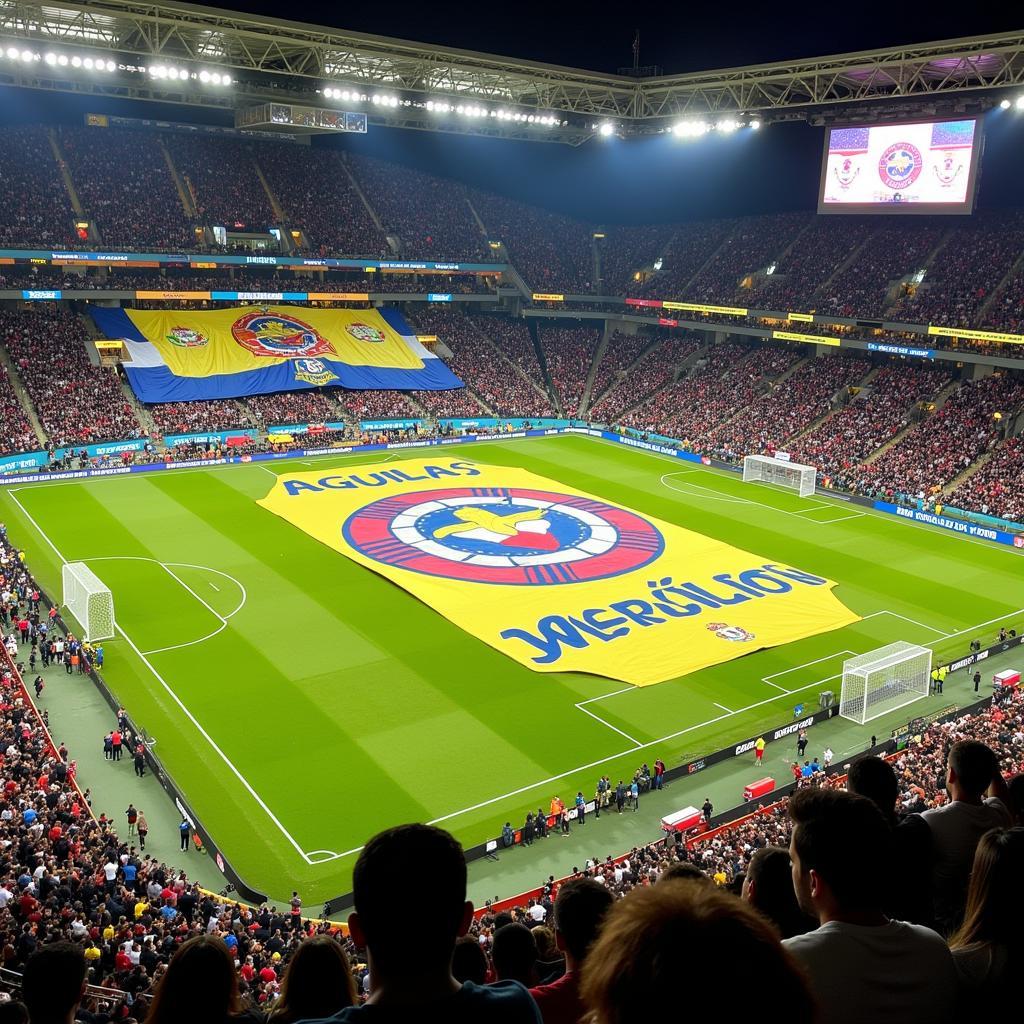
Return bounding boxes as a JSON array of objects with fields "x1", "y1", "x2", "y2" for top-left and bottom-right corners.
[{"x1": 0, "y1": 2, "x2": 1022, "y2": 143}]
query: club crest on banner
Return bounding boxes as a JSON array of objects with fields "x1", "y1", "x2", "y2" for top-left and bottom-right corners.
[
  {"x1": 293, "y1": 358, "x2": 339, "y2": 386},
  {"x1": 231, "y1": 310, "x2": 335, "y2": 359},
  {"x1": 706, "y1": 622, "x2": 756, "y2": 642},
  {"x1": 342, "y1": 487, "x2": 664, "y2": 586},
  {"x1": 166, "y1": 326, "x2": 208, "y2": 348},
  {"x1": 346, "y1": 322, "x2": 387, "y2": 344}
]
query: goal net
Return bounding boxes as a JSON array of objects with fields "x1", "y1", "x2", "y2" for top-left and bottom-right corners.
[
  {"x1": 742, "y1": 454, "x2": 816, "y2": 497},
  {"x1": 839, "y1": 642, "x2": 932, "y2": 725},
  {"x1": 62, "y1": 562, "x2": 114, "y2": 641}
]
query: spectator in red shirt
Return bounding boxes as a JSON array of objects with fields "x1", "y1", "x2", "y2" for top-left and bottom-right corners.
[{"x1": 529, "y1": 879, "x2": 613, "y2": 1024}]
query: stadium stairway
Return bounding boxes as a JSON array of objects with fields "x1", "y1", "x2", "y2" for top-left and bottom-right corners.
[
  {"x1": 464, "y1": 316, "x2": 553, "y2": 410},
  {"x1": 158, "y1": 137, "x2": 199, "y2": 220},
  {"x1": 786, "y1": 362, "x2": 881, "y2": 446},
  {"x1": 809, "y1": 228, "x2": 878, "y2": 304},
  {"x1": 977, "y1": 250, "x2": 1024, "y2": 323},
  {"x1": 338, "y1": 153, "x2": 393, "y2": 249},
  {"x1": 942, "y1": 448, "x2": 996, "y2": 497},
  {"x1": 47, "y1": 128, "x2": 86, "y2": 220},
  {"x1": 526, "y1": 320, "x2": 562, "y2": 415},
  {"x1": 577, "y1": 329, "x2": 610, "y2": 417},
  {"x1": 0, "y1": 345, "x2": 47, "y2": 450},
  {"x1": 610, "y1": 341, "x2": 709, "y2": 422},
  {"x1": 884, "y1": 225, "x2": 959, "y2": 314},
  {"x1": 861, "y1": 377, "x2": 962, "y2": 465},
  {"x1": 588, "y1": 333, "x2": 670, "y2": 410},
  {"x1": 252, "y1": 157, "x2": 289, "y2": 240}
]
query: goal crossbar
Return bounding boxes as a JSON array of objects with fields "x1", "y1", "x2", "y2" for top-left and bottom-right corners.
[
  {"x1": 742, "y1": 454, "x2": 817, "y2": 498},
  {"x1": 62, "y1": 562, "x2": 115, "y2": 641},
  {"x1": 839, "y1": 641, "x2": 932, "y2": 725}
]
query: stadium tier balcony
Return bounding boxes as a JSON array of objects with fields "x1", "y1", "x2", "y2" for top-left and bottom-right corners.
[
  {"x1": 947, "y1": 436, "x2": 1024, "y2": 523},
  {"x1": 686, "y1": 212, "x2": 811, "y2": 306},
  {"x1": 170, "y1": 134, "x2": 276, "y2": 232},
  {"x1": 469, "y1": 317, "x2": 557, "y2": 417},
  {"x1": 0, "y1": 309, "x2": 143, "y2": 447},
  {"x1": 347, "y1": 154, "x2": 488, "y2": 262},
  {"x1": 468, "y1": 190, "x2": 592, "y2": 294},
  {"x1": 788, "y1": 364, "x2": 955, "y2": 482},
  {"x1": 625, "y1": 343, "x2": 797, "y2": 440},
  {"x1": 705, "y1": 354, "x2": 873, "y2": 459},
  {"x1": 890, "y1": 211, "x2": 1024, "y2": 329},
  {"x1": 590, "y1": 333, "x2": 701, "y2": 423},
  {"x1": 146, "y1": 400, "x2": 251, "y2": 435},
  {"x1": 816, "y1": 218, "x2": 947, "y2": 319},
  {"x1": 846, "y1": 372, "x2": 1024, "y2": 497},
  {"x1": 245, "y1": 390, "x2": 343, "y2": 428},
  {"x1": 0, "y1": 366, "x2": 39, "y2": 456},
  {"x1": 537, "y1": 325, "x2": 602, "y2": 416},
  {"x1": 0, "y1": 127, "x2": 77, "y2": 248},
  {"x1": 257, "y1": 144, "x2": 386, "y2": 258},
  {"x1": 58, "y1": 127, "x2": 194, "y2": 252}
]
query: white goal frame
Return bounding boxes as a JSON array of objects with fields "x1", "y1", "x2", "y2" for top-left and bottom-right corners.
[
  {"x1": 839, "y1": 642, "x2": 932, "y2": 726},
  {"x1": 61, "y1": 562, "x2": 115, "y2": 641},
  {"x1": 742, "y1": 454, "x2": 817, "y2": 497}
]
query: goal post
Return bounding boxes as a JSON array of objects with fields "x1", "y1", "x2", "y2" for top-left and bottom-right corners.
[
  {"x1": 839, "y1": 642, "x2": 932, "y2": 726},
  {"x1": 742, "y1": 454, "x2": 817, "y2": 497},
  {"x1": 61, "y1": 562, "x2": 115, "y2": 641}
]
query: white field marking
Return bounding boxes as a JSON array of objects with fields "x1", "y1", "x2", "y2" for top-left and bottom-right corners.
[
  {"x1": 862, "y1": 609, "x2": 952, "y2": 637},
  {"x1": 761, "y1": 651, "x2": 856, "y2": 693},
  {"x1": 660, "y1": 471, "x2": 839, "y2": 522},
  {"x1": 4, "y1": 490, "x2": 312, "y2": 863},
  {"x1": 578, "y1": 434, "x2": 1024, "y2": 559},
  {"x1": 660, "y1": 473, "x2": 749, "y2": 504},
  {"x1": 714, "y1": 701, "x2": 734, "y2": 713},
  {"x1": 209, "y1": 583, "x2": 220, "y2": 592},
  {"x1": 574, "y1": 698, "x2": 643, "y2": 748},
  {"x1": 255, "y1": 465, "x2": 278, "y2": 478}
]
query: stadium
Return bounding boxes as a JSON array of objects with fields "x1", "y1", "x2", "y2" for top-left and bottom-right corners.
[{"x1": 0, "y1": 1, "x2": 1022, "y2": 1019}]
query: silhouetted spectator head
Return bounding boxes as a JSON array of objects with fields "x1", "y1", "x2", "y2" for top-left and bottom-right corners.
[
  {"x1": 580, "y1": 884, "x2": 815, "y2": 1024},
  {"x1": 269, "y1": 935, "x2": 356, "y2": 1024},
  {"x1": 1006, "y1": 773, "x2": 1024, "y2": 826},
  {"x1": 491, "y1": 923, "x2": 537, "y2": 987},
  {"x1": 145, "y1": 934, "x2": 240, "y2": 1024},
  {"x1": 657, "y1": 861, "x2": 713, "y2": 886},
  {"x1": 0, "y1": 1002, "x2": 28, "y2": 1024},
  {"x1": 788, "y1": 788, "x2": 891, "y2": 920},
  {"x1": 450, "y1": 937, "x2": 487, "y2": 986},
  {"x1": 948, "y1": 740, "x2": 1001, "y2": 799},
  {"x1": 847, "y1": 755, "x2": 899, "y2": 819},
  {"x1": 553, "y1": 878, "x2": 614, "y2": 969},
  {"x1": 741, "y1": 846, "x2": 813, "y2": 939},
  {"x1": 349, "y1": 824, "x2": 471, "y2": 974},
  {"x1": 22, "y1": 942, "x2": 86, "y2": 1024}
]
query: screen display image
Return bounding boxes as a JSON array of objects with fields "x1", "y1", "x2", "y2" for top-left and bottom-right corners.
[{"x1": 818, "y1": 118, "x2": 982, "y2": 215}]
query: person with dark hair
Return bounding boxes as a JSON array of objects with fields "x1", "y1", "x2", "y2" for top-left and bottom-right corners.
[
  {"x1": 847, "y1": 755, "x2": 934, "y2": 925},
  {"x1": 528, "y1": 878, "x2": 612, "y2": 1024},
  {"x1": 0, "y1": 1002, "x2": 28, "y2": 1024},
  {"x1": 948, "y1": 827, "x2": 1024, "y2": 1011},
  {"x1": 334, "y1": 823, "x2": 538, "y2": 1021},
  {"x1": 491, "y1": 924, "x2": 537, "y2": 988},
  {"x1": 1006, "y1": 773, "x2": 1024, "y2": 826},
  {"x1": 921, "y1": 740, "x2": 1011, "y2": 932},
  {"x1": 268, "y1": 936, "x2": 356, "y2": 1024},
  {"x1": 657, "y1": 862, "x2": 712, "y2": 886},
  {"x1": 21, "y1": 943, "x2": 86, "y2": 1024},
  {"x1": 451, "y1": 937, "x2": 488, "y2": 986},
  {"x1": 145, "y1": 934, "x2": 259, "y2": 1024},
  {"x1": 784, "y1": 789, "x2": 955, "y2": 1024},
  {"x1": 741, "y1": 847, "x2": 814, "y2": 939},
  {"x1": 580, "y1": 883, "x2": 815, "y2": 1024}
]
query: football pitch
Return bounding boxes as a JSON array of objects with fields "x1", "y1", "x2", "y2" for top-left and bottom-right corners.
[{"x1": 2, "y1": 433, "x2": 1022, "y2": 903}]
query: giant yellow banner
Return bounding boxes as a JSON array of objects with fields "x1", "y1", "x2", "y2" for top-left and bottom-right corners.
[{"x1": 258, "y1": 459, "x2": 860, "y2": 685}]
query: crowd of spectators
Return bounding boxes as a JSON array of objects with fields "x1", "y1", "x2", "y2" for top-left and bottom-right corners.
[
  {"x1": 145, "y1": 400, "x2": 251, "y2": 436},
  {"x1": 890, "y1": 211, "x2": 1024, "y2": 328},
  {"x1": 946, "y1": 436, "x2": 1024, "y2": 523},
  {"x1": 597, "y1": 224, "x2": 677, "y2": 296},
  {"x1": 537, "y1": 326, "x2": 602, "y2": 416},
  {"x1": 686, "y1": 212, "x2": 810, "y2": 306},
  {"x1": 469, "y1": 317, "x2": 557, "y2": 417},
  {"x1": 705, "y1": 354, "x2": 872, "y2": 459},
  {"x1": 0, "y1": 127, "x2": 77, "y2": 249},
  {"x1": 348, "y1": 155, "x2": 488, "y2": 262},
  {"x1": 788, "y1": 363, "x2": 954, "y2": 482},
  {"x1": 244, "y1": 390, "x2": 343, "y2": 428},
  {"x1": 170, "y1": 135, "x2": 276, "y2": 232},
  {"x1": 587, "y1": 331, "x2": 654, "y2": 409},
  {"x1": 980, "y1": 270, "x2": 1024, "y2": 335},
  {"x1": 59, "y1": 127, "x2": 194, "y2": 252},
  {"x1": 625, "y1": 343, "x2": 797, "y2": 441},
  {"x1": 339, "y1": 390, "x2": 420, "y2": 422},
  {"x1": 469, "y1": 189, "x2": 593, "y2": 293},
  {"x1": 816, "y1": 219, "x2": 947, "y2": 319},
  {"x1": 0, "y1": 309, "x2": 143, "y2": 447},
  {"x1": 257, "y1": 145, "x2": 385, "y2": 259},
  {"x1": 633, "y1": 218, "x2": 736, "y2": 300},
  {"x1": 589, "y1": 333, "x2": 700, "y2": 423},
  {"x1": 0, "y1": 366, "x2": 39, "y2": 456},
  {"x1": 841, "y1": 371, "x2": 1024, "y2": 498}
]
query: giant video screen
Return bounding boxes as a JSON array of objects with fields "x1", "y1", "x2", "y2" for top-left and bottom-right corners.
[{"x1": 818, "y1": 118, "x2": 982, "y2": 215}]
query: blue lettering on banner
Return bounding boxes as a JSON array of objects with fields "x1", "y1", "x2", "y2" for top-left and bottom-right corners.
[
  {"x1": 874, "y1": 501, "x2": 1020, "y2": 546},
  {"x1": 21, "y1": 289, "x2": 61, "y2": 300},
  {"x1": 499, "y1": 564, "x2": 824, "y2": 665},
  {"x1": 427, "y1": 293, "x2": 452, "y2": 302}
]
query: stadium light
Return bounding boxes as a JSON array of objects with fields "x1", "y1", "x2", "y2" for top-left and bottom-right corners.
[
  {"x1": 598, "y1": 121, "x2": 615, "y2": 137},
  {"x1": 750, "y1": 119, "x2": 761, "y2": 130},
  {"x1": 1000, "y1": 98, "x2": 1012, "y2": 110},
  {"x1": 1017, "y1": 95, "x2": 1024, "y2": 110},
  {"x1": 673, "y1": 120, "x2": 708, "y2": 138},
  {"x1": 716, "y1": 118, "x2": 740, "y2": 133}
]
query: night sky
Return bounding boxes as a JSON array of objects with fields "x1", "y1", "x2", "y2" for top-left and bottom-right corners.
[{"x1": 2, "y1": 4, "x2": 1022, "y2": 222}]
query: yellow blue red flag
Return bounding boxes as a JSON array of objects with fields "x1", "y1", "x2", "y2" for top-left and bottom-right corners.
[{"x1": 257, "y1": 458, "x2": 861, "y2": 686}]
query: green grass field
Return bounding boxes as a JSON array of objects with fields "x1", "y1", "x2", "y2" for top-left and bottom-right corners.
[{"x1": 2, "y1": 433, "x2": 1022, "y2": 903}]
